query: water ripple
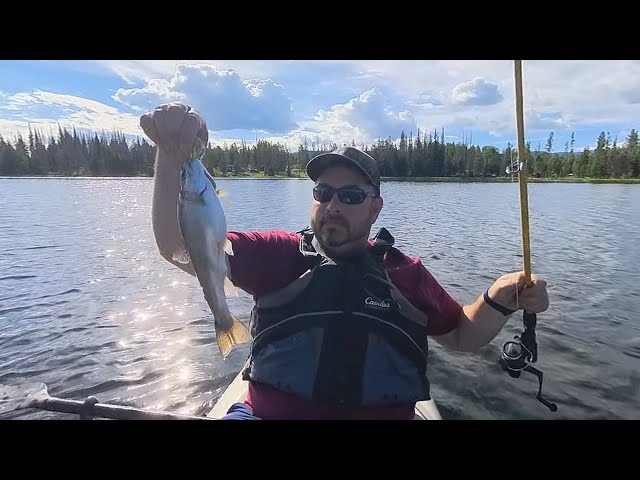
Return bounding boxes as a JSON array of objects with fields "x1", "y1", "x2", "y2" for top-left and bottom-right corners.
[{"x1": 0, "y1": 177, "x2": 638, "y2": 420}]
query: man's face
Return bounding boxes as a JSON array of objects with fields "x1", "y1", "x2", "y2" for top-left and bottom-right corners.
[{"x1": 310, "y1": 164, "x2": 383, "y2": 251}]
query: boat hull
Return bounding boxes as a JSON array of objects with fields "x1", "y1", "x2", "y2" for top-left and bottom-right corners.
[{"x1": 207, "y1": 367, "x2": 442, "y2": 420}]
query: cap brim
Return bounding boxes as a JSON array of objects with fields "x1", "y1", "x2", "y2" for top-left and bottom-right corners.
[{"x1": 306, "y1": 153, "x2": 374, "y2": 187}]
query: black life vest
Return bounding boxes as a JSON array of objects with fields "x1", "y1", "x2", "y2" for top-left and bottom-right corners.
[{"x1": 242, "y1": 227, "x2": 431, "y2": 407}]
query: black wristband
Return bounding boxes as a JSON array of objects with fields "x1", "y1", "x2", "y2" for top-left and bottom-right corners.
[{"x1": 483, "y1": 288, "x2": 517, "y2": 316}]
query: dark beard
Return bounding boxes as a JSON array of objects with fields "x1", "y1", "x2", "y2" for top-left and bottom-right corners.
[
  {"x1": 315, "y1": 215, "x2": 350, "y2": 247},
  {"x1": 314, "y1": 224, "x2": 370, "y2": 261},
  {"x1": 310, "y1": 211, "x2": 372, "y2": 259}
]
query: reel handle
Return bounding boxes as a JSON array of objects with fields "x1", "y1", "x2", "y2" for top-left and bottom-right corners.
[{"x1": 498, "y1": 312, "x2": 558, "y2": 413}]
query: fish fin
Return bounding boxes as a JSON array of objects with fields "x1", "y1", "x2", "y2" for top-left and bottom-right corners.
[
  {"x1": 224, "y1": 276, "x2": 238, "y2": 297},
  {"x1": 173, "y1": 205, "x2": 191, "y2": 264},
  {"x1": 203, "y1": 165, "x2": 218, "y2": 191},
  {"x1": 172, "y1": 248, "x2": 191, "y2": 264},
  {"x1": 224, "y1": 238, "x2": 234, "y2": 256},
  {"x1": 172, "y1": 235, "x2": 191, "y2": 264},
  {"x1": 216, "y1": 189, "x2": 227, "y2": 198},
  {"x1": 216, "y1": 316, "x2": 252, "y2": 358}
]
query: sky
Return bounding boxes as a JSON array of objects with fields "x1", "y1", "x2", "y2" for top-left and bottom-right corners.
[{"x1": 1, "y1": 60, "x2": 639, "y2": 153}]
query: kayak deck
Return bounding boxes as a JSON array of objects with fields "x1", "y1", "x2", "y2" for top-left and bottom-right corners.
[{"x1": 207, "y1": 368, "x2": 442, "y2": 420}]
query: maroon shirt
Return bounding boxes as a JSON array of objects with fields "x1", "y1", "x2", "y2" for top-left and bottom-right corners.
[{"x1": 226, "y1": 230, "x2": 463, "y2": 419}]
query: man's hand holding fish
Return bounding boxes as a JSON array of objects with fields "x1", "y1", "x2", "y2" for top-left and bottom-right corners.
[{"x1": 140, "y1": 102, "x2": 209, "y2": 161}]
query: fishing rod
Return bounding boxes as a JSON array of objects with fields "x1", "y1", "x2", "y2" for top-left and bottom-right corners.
[
  {"x1": 498, "y1": 60, "x2": 558, "y2": 413},
  {"x1": 0, "y1": 382, "x2": 216, "y2": 420}
]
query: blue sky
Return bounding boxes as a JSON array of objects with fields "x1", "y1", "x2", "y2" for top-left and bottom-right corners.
[{"x1": 1, "y1": 60, "x2": 639, "y2": 153}]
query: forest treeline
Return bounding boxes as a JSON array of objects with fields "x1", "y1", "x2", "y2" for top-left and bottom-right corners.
[{"x1": 0, "y1": 125, "x2": 638, "y2": 179}]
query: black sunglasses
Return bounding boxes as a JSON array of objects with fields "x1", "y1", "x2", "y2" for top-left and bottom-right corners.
[{"x1": 313, "y1": 185, "x2": 377, "y2": 205}]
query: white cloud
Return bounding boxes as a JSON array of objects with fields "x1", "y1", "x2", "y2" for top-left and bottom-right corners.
[
  {"x1": 309, "y1": 87, "x2": 416, "y2": 142},
  {"x1": 0, "y1": 90, "x2": 142, "y2": 142},
  {"x1": 336, "y1": 60, "x2": 640, "y2": 137},
  {"x1": 91, "y1": 60, "x2": 179, "y2": 84},
  {"x1": 92, "y1": 60, "x2": 285, "y2": 86},
  {"x1": 619, "y1": 87, "x2": 640, "y2": 104},
  {"x1": 209, "y1": 88, "x2": 419, "y2": 151},
  {"x1": 450, "y1": 77, "x2": 503, "y2": 106},
  {"x1": 2, "y1": 90, "x2": 122, "y2": 116},
  {"x1": 113, "y1": 63, "x2": 297, "y2": 134}
]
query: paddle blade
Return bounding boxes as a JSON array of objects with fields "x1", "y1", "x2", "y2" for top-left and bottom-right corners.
[{"x1": 0, "y1": 382, "x2": 49, "y2": 415}]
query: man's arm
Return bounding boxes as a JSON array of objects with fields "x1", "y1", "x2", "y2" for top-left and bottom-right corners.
[
  {"x1": 140, "y1": 103, "x2": 209, "y2": 277},
  {"x1": 433, "y1": 272, "x2": 549, "y2": 352},
  {"x1": 151, "y1": 146, "x2": 197, "y2": 276},
  {"x1": 432, "y1": 295, "x2": 513, "y2": 352}
]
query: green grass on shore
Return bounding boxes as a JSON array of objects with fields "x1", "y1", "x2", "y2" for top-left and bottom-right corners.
[
  {"x1": 202, "y1": 168, "x2": 640, "y2": 183},
  {"x1": 213, "y1": 169, "x2": 640, "y2": 183},
  {"x1": 225, "y1": 173, "x2": 640, "y2": 184},
  {"x1": 379, "y1": 176, "x2": 640, "y2": 184}
]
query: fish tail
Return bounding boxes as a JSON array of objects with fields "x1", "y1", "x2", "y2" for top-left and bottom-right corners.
[{"x1": 217, "y1": 316, "x2": 252, "y2": 358}]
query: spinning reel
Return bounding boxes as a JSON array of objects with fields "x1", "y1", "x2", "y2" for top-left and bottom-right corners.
[{"x1": 498, "y1": 311, "x2": 558, "y2": 412}]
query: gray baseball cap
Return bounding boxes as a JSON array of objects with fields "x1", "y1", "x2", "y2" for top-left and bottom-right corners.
[{"x1": 306, "y1": 146, "x2": 380, "y2": 192}]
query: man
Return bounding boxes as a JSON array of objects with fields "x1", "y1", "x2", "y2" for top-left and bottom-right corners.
[{"x1": 140, "y1": 102, "x2": 550, "y2": 420}]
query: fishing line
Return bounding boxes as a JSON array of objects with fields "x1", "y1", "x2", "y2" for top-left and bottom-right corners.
[{"x1": 506, "y1": 148, "x2": 523, "y2": 312}]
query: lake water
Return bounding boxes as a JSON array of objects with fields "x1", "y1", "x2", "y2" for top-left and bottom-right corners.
[{"x1": 1, "y1": 177, "x2": 639, "y2": 420}]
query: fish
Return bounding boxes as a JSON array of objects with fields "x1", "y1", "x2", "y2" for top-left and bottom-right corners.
[{"x1": 173, "y1": 157, "x2": 251, "y2": 358}]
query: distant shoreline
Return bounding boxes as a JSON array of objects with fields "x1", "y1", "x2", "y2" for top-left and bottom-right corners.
[
  {"x1": 380, "y1": 176, "x2": 640, "y2": 184},
  {"x1": 1, "y1": 174, "x2": 639, "y2": 184}
]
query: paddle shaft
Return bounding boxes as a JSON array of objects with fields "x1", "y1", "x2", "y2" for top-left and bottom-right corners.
[{"x1": 26, "y1": 396, "x2": 215, "y2": 420}]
